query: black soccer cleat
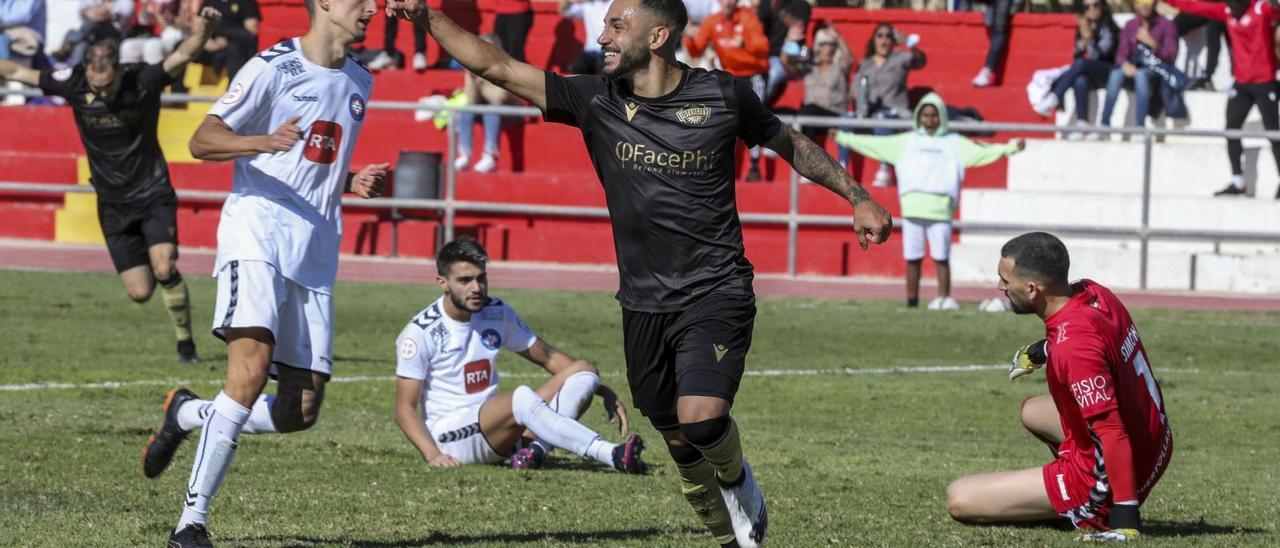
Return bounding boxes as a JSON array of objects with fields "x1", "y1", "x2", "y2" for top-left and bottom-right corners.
[
  {"x1": 1214, "y1": 184, "x2": 1247, "y2": 197},
  {"x1": 168, "y1": 523, "x2": 213, "y2": 548},
  {"x1": 612, "y1": 434, "x2": 648, "y2": 474},
  {"x1": 143, "y1": 387, "x2": 199, "y2": 478},
  {"x1": 177, "y1": 339, "x2": 199, "y2": 364}
]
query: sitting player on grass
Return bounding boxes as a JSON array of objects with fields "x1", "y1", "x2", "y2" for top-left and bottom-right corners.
[
  {"x1": 946, "y1": 232, "x2": 1173, "y2": 542},
  {"x1": 393, "y1": 237, "x2": 647, "y2": 472}
]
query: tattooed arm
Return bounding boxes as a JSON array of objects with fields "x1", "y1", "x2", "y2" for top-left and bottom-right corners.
[{"x1": 765, "y1": 125, "x2": 893, "y2": 249}]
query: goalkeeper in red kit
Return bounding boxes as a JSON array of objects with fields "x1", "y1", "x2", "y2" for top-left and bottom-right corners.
[{"x1": 946, "y1": 232, "x2": 1173, "y2": 542}]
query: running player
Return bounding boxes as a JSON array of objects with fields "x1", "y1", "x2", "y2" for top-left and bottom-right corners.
[
  {"x1": 138, "y1": 0, "x2": 386, "y2": 545},
  {"x1": 386, "y1": 1, "x2": 893, "y2": 545},
  {"x1": 946, "y1": 232, "x2": 1173, "y2": 542},
  {"x1": 0, "y1": 8, "x2": 223, "y2": 363},
  {"x1": 394, "y1": 237, "x2": 647, "y2": 473}
]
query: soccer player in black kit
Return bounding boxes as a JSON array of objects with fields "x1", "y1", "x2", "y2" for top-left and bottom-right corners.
[
  {"x1": 0, "y1": 8, "x2": 223, "y2": 364},
  {"x1": 388, "y1": 0, "x2": 893, "y2": 545}
]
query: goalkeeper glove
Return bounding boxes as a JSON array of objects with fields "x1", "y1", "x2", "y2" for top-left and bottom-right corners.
[
  {"x1": 1078, "y1": 529, "x2": 1140, "y2": 542},
  {"x1": 1008, "y1": 339, "x2": 1048, "y2": 381}
]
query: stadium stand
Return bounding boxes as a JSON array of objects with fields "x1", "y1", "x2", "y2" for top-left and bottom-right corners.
[{"x1": 1, "y1": 3, "x2": 1277, "y2": 293}]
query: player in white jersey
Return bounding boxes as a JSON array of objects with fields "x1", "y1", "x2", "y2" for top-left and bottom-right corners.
[
  {"x1": 137, "y1": 0, "x2": 386, "y2": 545},
  {"x1": 395, "y1": 237, "x2": 648, "y2": 473}
]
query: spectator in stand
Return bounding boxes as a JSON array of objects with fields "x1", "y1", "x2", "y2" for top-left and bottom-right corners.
[
  {"x1": 852, "y1": 22, "x2": 925, "y2": 186},
  {"x1": 798, "y1": 27, "x2": 852, "y2": 153},
  {"x1": 58, "y1": 0, "x2": 134, "y2": 66},
  {"x1": 1036, "y1": 0, "x2": 1119, "y2": 138},
  {"x1": 1098, "y1": 0, "x2": 1177, "y2": 135},
  {"x1": 493, "y1": 0, "x2": 532, "y2": 63},
  {"x1": 121, "y1": 0, "x2": 191, "y2": 65},
  {"x1": 453, "y1": 33, "x2": 520, "y2": 174},
  {"x1": 0, "y1": 0, "x2": 45, "y2": 64},
  {"x1": 197, "y1": 0, "x2": 259, "y2": 80},
  {"x1": 968, "y1": 0, "x2": 1018, "y2": 88},
  {"x1": 757, "y1": 0, "x2": 809, "y2": 105},
  {"x1": 1166, "y1": 0, "x2": 1280, "y2": 198},
  {"x1": 561, "y1": 0, "x2": 610, "y2": 74},
  {"x1": 680, "y1": 0, "x2": 721, "y2": 68},
  {"x1": 368, "y1": 11, "x2": 428, "y2": 71},
  {"x1": 1173, "y1": 5, "x2": 1227, "y2": 90},
  {"x1": 684, "y1": 0, "x2": 770, "y2": 181},
  {"x1": 835, "y1": 93, "x2": 1024, "y2": 310}
]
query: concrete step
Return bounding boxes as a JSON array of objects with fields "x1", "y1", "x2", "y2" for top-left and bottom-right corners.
[
  {"x1": 1008, "y1": 140, "x2": 1280, "y2": 198},
  {"x1": 950, "y1": 236, "x2": 1280, "y2": 293},
  {"x1": 959, "y1": 189, "x2": 1280, "y2": 232}
]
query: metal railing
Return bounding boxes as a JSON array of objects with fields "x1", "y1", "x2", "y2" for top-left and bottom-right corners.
[{"x1": 3, "y1": 89, "x2": 1280, "y2": 290}]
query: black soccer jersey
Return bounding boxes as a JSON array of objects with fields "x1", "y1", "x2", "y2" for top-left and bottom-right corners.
[
  {"x1": 543, "y1": 66, "x2": 784, "y2": 312},
  {"x1": 39, "y1": 63, "x2": 175, "y2": 204}
]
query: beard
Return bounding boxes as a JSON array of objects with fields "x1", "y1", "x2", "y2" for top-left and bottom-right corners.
[
  {"x1": 603, "y1": 46, "x2": 650, "y2": 78},
  {"x1": 447, "y1": 289, "x2": 485, "y2": 313},
  {"x1": 1005, "y1": 292, "x2": 1036, "y2": 315}
]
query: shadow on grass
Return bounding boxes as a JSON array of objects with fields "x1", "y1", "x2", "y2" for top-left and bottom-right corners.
[
  {"x1": 991, "y1": 518, "x2": 1266, "y2": 538},
  {"x1": 228, "y1": 525, "x2": 702, "y2": 546},
  {"x1": 1145, "y1": 519, "x2": 1269, "y2": 538}
]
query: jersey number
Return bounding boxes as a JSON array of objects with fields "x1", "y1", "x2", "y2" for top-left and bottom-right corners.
[{"x1": 1130, "y1": 350, "x2": 1166, "y2": 423}]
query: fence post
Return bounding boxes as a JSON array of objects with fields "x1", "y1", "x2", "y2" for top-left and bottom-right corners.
[
  {"x1": 1139, "y1": 129, "x2": 1153, "y2": 290},
  {"x1": 443, "y1": 114, "x2": 458, "y2": 249},
  {"x1": 787, "y1": 120, "x2": 801, "y2": 277}
]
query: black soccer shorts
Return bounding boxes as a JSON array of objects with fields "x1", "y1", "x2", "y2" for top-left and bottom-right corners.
[
  {"x1": 97, "y1": 193, "x2": 179, "y2": 273},
  {"x1": 621, "y1": 291, "x2": 756, "y2": 430}
]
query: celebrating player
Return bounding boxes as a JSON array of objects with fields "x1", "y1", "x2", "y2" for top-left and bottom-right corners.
[
  {"x1": 386, "y1": 0, "x2": 893, "y2": 545},
  {"x1": 946, "y1": 232, "x2": 1173, "y2": 542},
  {"x1": 393, "y1": 237, "x2": 647, "y2": 473},
  {"x1": 0, "y1": 8, "x2": 224, "y2": 364},
  {"x1": 138, "y1": 0, "x2": 387, "y2": 545}
]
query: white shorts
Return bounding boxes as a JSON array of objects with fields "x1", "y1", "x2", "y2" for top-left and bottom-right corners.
[
  {"x1": 212, "y1": 259, "x2": 334, "y2": 376},
  {"x1": 902, "y1": 218, "x2": 953, "y2": 262},
  {"x1": 429, "y1": 405, "x2": 503, "y2": 465}
]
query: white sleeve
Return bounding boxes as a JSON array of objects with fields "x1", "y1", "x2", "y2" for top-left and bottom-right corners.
[
  {"x1": 207, "y1": 56, "x2": 274, "y2": 134},
  {"x1": 501, "y1": 305, "x2": 538, "y2": 353},
  {"x1": 395, "y1": 324, "x2": 431, "y2": 381}
]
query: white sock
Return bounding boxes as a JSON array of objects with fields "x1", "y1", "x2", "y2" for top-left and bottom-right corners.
[
  {"x1": 176, "y1": 399, "x2": 212, "y2": 431},
  {"x1": 241, "y1": 395, "x2": 279, "y2": 434},
  {"x1": 177, "y1": 395, "x2": 277, "y2": 434},
  {"x1": 534, "y1": 371, "x2": 599, "y2": 453},
  {"x1": 176, "y1": 392, "x2": 250, "y2": 532},
  {"x1": 1231, "y1": 175, "x2": 1245, "y2": 189},
  {"x1": 511, "y1": 385, "x2": 616, "y2": 466}
]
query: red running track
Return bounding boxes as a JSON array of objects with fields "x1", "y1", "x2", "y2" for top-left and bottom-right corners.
[{"x1": 2, "y1": 238, "x2": 1277, "y2": 312}]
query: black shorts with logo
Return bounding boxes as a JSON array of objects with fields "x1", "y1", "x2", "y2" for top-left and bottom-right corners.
[
  {"x1": 622, "y1": 291, "x2": 756, "y2": 431},
  {"x1": 96, "y1": 193, "x2": 179, "y2": 273}
]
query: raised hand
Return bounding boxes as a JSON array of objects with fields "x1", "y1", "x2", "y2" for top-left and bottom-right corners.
[{"x1": 191, "y1": 6, "x2": 222, "y2": 38}]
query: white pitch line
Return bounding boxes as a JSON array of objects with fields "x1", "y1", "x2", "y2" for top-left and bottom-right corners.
[{"x1": 0, "y1": 364, "x2": 1266, "y2": 393}]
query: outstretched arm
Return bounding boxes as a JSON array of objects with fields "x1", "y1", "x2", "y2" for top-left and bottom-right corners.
[
  {"x1": 764, "y1": 126, "x2": 892, "y2": 249},
  {"x1": 163, "y1": 7, "x2": 221, "y2": 77},
  {"x1": 394, "y1": 377, "x2": 460, "y2": 467},
  {"x1": 0, "y1": 60, "x2": 39, "y2": 87},
  {"x1": 388, "y1": 0, "x2": 547, "y2": 109},
  {"x1": 517, "y1": 339, "x2": 629, "y2": 436}
]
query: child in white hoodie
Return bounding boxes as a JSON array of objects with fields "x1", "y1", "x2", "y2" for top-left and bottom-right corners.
[{"x1": 836, "y1": 92, "x2": 1024, "y2": 310}]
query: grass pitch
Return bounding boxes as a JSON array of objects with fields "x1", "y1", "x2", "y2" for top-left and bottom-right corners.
[{"x1": 1, "y1": 269, "x2": 1278, "y2": 546}]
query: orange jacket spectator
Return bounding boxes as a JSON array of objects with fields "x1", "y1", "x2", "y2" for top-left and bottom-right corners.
[{"x1": 683, "y1": 4, "x2": 769, "y2": 77}]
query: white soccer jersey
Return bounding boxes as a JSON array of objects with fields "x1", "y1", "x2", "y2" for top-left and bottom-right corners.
[
  {"x1": 207, "y1": 38, "x2": 374, "y2": 294},
  {"x1": 395, "y1": 296, "x2": 539, "y2": 431}
]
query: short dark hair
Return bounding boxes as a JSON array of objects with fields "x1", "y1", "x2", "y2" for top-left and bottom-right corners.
[
  {"x1": 1001, "y1": 232, "x2": 1070, "y2": 286},
  {"x1": 304, "y1": 0, "x2": 314, "y2": 16},
  {"x1": 640, "y1": 0, "x2": 689, "y2": 40},
  {"x1": 84, "y1": 39, "x2": 120, "y2": 72},
  {"x1": 436, "y1": 236, "x2": 489, "y2": 276}
]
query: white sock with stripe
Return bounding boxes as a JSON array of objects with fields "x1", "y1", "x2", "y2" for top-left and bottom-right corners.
[
  {"x1": 177, "y1": 395, "x2": 278, "y2": 434},
  {"x1": 176, "y1": 392, "x2": 250, "y2": 532}
]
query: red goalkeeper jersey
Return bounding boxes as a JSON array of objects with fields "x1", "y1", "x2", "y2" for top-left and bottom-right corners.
[
  {"x1": 1165, "y1": 0, "x2": 1280, "y2": 85},
  {"x1": 1044, "y1": 279, "x2": 1173, "y2": 505}
]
